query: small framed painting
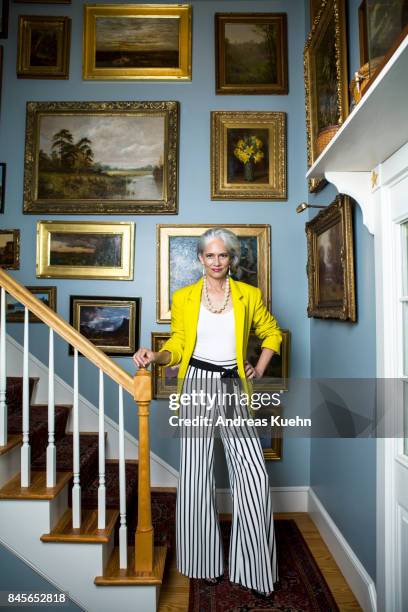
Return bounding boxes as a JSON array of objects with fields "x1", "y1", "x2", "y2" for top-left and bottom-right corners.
[
  {"x1": 70, "y1": 296, "x2": 141, "y2": 356},
  {"x1": 5, "y1": 286, "x2": 57, "y2": 322},
  {"x1": 305, "y1": 195, "x2": 356, "y2": 321},
  {"x1": 0, "y1": 163, "x2": 5, "y2": 212},
  {"x1": 246, "y1": 329, "x2": 291, "y2": 392},
  {"x1": 0, "y1": 1, "x2": 9, "y2": 39},
  {"x1": 17, "y1": 15, "x2": 71, "y2": 79},
  {"x1": 83, "y1": 4, "x2": 192, "y2": 81},
  {"x1": 23, "y1": 100, "x2": 179, "y2": 214},
  {"x1": 151, "y1": 332, "x2": 179, "y2": 399},
  {"x1": 157, "y1": 224, "x2": 271, "y2": 323},
  {"x1": 211, "y1": 111, "x2": 287, "y2": 200},
  {"x1": 0, "y1": 229, "x2": 20, "y2": 269},
  {"x1": 36, "y1": 221, "x2": 135, "y2": 280},
  {"x1": 215, "y1": 13, "x2": 288, "y2": 95}
]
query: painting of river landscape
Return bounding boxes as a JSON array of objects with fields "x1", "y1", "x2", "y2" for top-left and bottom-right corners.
[{"x1": 23, "y1": 101, "x2": 179, "y2": 214}]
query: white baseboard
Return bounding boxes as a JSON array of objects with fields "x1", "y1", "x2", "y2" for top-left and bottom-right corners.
[
  {"x1": 216, "y1": 486, "x2": 309, "y2": 514},
  {"x1": 5, "y1": 334, "x2": 178, "y2": 488},
  {"x1": 308, "y1": 487, "x2": 377, "y2": 612}
]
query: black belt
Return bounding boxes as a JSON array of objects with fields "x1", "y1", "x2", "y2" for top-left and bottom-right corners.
[{"x1": 189, "y1": 357, "x2": 240, "y2": 394}]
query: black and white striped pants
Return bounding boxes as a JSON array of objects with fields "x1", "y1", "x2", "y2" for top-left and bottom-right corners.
[{"x1": 175, "y1": 358, "x2": 279, "y2": 593}]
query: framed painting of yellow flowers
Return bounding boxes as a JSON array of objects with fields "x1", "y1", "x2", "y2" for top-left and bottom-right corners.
[{"x1": 211, "y1": 111, "x2": 286, "y2": 200}]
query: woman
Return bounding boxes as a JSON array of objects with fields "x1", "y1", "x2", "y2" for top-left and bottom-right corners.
[{"x1": 133, "y1": 227, "x2": 282, "y2": 598}]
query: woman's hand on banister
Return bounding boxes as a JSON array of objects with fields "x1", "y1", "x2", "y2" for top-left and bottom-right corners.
[{"x1": 132, "y1": 348, "x2": 171, "y2": 368}]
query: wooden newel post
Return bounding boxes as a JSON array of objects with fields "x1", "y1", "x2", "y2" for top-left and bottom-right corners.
[{"x1": 133, "y1": 367, "x2": 154, "y2": 573}]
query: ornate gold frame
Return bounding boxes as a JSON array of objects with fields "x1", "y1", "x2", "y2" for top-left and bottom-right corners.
[
  {"x1": 83, "y1": 4, "x2": 192, "y2": 81},
  {"x1": 157, "y1": 224, "x2": 271, "y2": 323},
  {"x1": 215, "y1": 13, "x2": 288, "y2": 95},
  {"x1": 304, "y1": 0, "x2": 348, "y2": 192},
  {"x1": 23, "y1": 100, "x2": 179, "y2": 214},
  {"x1": 305, "y1": 195, "x2": 356, "y2": 321},
  {"x1": 70, "y1": 296, "x2": 140, "y2": 355},
  {"x1": 36, "y1": 221, "x2": 135, "y2": 280},
  {"x1": 17, "y1": 15, "x2": 71, "y2": 79},
  {"x1": 211, "y1": 111, "x2": 287, "y2": 200},
  {"x1": 0, "y1": 229, "x2": 20, "y2": 270},
  {"x1": 5, "y1": 286, "x2": 57, "y2": 323}
]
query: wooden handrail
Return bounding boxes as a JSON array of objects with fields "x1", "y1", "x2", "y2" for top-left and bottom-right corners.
[{"x1": 0, "y1": 269, "x2": 133, "y2": 395}]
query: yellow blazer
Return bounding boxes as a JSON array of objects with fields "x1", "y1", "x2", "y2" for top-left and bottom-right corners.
[{"x1": 159, "y1": 277, "x2": 282, "y2": 389}]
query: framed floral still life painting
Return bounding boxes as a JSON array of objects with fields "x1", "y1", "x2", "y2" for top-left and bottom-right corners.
[
  {"x1": 23, "y1": 100, "x2": 179, "y2": 214},
  {"x1": 83, "y1": 4, "x2": 192, "y2": 81},
  {"x1": 304, "y1": 0, "x2": 349, "y2": 192},
  {"x1": 36, "y1": 221, "x2": 134, "y2": 280},
  {"x1": 305, "y1": 195, "x2": 356, "y2": 321},
  {"x1": 70, "y1": 296, "x2": 141, "y2": 356},
  {"x1": 215, "y1": 13, "x2": 288, "y2": 95},
  {"x1": 17, "y1": 15, "x2": 71, "y2": 79},
  {"x1": 157, "y1": 224, "x2": 271, "y2": 323},
  {"x1": 211, "y1": 111, "x2": 286, "y2": 200}
]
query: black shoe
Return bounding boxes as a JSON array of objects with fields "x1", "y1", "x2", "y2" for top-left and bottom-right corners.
[
  {"x1": 251, "y1": 588, "x2": 274, "y2": 599},
  {"x1": 203, "y1": 576, "x2": 223, "y2": 586}
]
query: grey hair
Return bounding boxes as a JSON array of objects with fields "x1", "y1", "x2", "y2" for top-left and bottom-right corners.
[{"x1": 197, "y1": 227, "x2": 241, "y2": 273}]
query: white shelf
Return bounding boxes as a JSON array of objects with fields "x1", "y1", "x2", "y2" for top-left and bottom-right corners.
[{"x1": 306, "y1": 34, "x2": 408, "y2": 178}]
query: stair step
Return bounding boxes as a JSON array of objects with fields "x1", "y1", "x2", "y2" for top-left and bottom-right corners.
[
  {"x1": 0, "y1": 470, "x2": 71, "y2": 500},
  {"x1": 94, "y1": 544, "x2": 167, "y2": 586},
  {"x1": 0, "y1": 434, "x2": 21, "y2": 456},
  {"x1": 41, "y1": 507, "x2": 119, "y2": 543},
  {"x1": 80, "y1": 459, "x2": 138, "y2": 509}
]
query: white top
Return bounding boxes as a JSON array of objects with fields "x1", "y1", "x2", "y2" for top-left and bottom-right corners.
[{"x1": 192, "y1": 304, "x2": 236, "y2": 363}]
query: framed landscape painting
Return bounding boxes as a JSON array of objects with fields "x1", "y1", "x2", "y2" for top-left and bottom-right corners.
[
  {"x1": 23, "y1": 101, "x2": 179, "y2": 214},
  {"x1": 211, "y1": 111, "x2": 287, "y2": 200},
  {"x1": 70, "y1": 296, "x2": 140, "y2": 356},
  {"x1": 157, "y1": 224, "x2": 271, "y2": 323},
  {"x1": 305, "y1": 195, "x2": 356, "y2": 321},
  {"x1": 304, "y1": 0, "x2": 348, "y2": 192},
  {"x1": 83, "y1": 4, "x2": 192, "y2": 81},
  {"x1": 0, "y1": 163, "x2": 5, "y2": 212},
  {"x1": 36, "y1": 221, "x2": 134, "y2": 280},
  {"x1": 215, "y1": 13, "x2": 288, "y2": 95},
  {"x1": 5, "y1": 286, "x2": 56, "y2": 322},
  {"x1": 17, "y1": 15, "x2": 71, "y2": 79},
  {"x1": 0, "y1": 229, "x2": 20, "y2": 269}
]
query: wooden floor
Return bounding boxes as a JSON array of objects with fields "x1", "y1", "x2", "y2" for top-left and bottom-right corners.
[{"x1": 158, "y1": 512, "x2": 362, "y2": 611}]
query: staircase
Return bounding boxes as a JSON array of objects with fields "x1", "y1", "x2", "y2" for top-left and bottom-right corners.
[{"x1": 0, "y1": 270, "x2": 177, "y2": 611}]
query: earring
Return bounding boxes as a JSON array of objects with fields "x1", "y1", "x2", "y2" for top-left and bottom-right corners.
[
  {"x1": 202, "y1": 265, "x2": 205, "y2": 277},
  {"x1": 228, "y1": 265, "x2": 231, "y2": 276}
]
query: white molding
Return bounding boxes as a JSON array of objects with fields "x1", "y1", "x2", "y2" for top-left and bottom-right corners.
[
  {"x1": 324, "y1": 171, "x2": 374, "y2": 234},
  {"x1": 216, "y1": 486, "x2": 309, "y2": 514},
  {"x1": 308, "y1": 488, "x2": 377, "y2": 612},
  {"x1": 5, "y1": 334, "x2": 178, "y2": 487}
]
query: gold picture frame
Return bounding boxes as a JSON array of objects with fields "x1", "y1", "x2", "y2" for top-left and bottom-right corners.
[
  {"x1": 157, "y1": 224, "x2": 271, "y2": 323},
  {"x1": 215, "y1": 12, "x2": 288, "y2": 95},
  {"x1": 36, "y1": 221, "x2": 135, "y2": 280},
  {"x1": 70, "y1": 295, "x2": 140, "y2": 356},
  {"x1": 211, "y1": 111, "x2": 287, "y2": 200},
  {"x1": 23, "y1": 100, "x2": 179, "y2": 215},
  {"x1": 17, "y1": 15, "x2": 71, "y2": 79},
  {"x1": 5, "y1": 286, "x2": 57, "y2": 322},
  {"x1": 305, "y1": 195, "x2": 356, "y2": 321},
  {"x1": 0, "y1": 229, "x2": 20, "y2": 269},
  {"x1": 304, "y1": 0, "x2": 348, "y2": 192},
  {"x1": 83, "y1": 3, "x2": 192, "y2": 81}
]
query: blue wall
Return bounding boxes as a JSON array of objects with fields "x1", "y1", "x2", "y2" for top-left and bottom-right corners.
[{"x1": 307, "y1": 0, "x2": 377, "y2": 582}]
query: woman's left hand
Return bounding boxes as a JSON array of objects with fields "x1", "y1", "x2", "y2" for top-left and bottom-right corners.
[{"x1": 244, "y1": 360, "x2": 262, "y2": 380}]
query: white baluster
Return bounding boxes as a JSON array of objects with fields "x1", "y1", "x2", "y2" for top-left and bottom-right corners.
[
  {"x1": 46, "y1": 328, "x2": 56, "y2": 487},
  {"x1": 21, "y1": 307, "x2": 30, "y2": 487},
  {"x1": 98, "y1": 369, "x2": 106, "y2": 529},
  {"x1": 0, "y1": 287, "x2": 7, "y2": 447},
  {"x1": 118, "y1": 386, "x2": 127, "y2": 568},
  {"x1": 72, "y1": 348, "x2": 81, "y2": 528}
]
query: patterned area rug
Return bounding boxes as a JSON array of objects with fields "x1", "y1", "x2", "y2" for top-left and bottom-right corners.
[{"x1": 188, "y1": 519, "x2": 340, "y2": 611}]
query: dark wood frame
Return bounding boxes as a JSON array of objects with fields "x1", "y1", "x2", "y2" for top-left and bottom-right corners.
[
  {"x1": 0, "y1": 229, "x2": 20, "y2": 269},
  {"x1": 0, "y1": 162, "x2": 5, "y2": 213},
  {"x1": 305, "y1": 195, "x2": 356, "y2": 321},
  {"x1": 5, "y1": 286, "x2": 57, "y2": 322},
  {"x1": 69, "y1": 295, "x2": 141, "y2": 356},
  {"x1": 17, "y1": 15, "x2": 71, "y2": 79},
  {"x1": 0, "y1": 1, "x2": 9, "y2": 39},
  {"x1": 215, "y1": 12, "x2": 288, "y2": 95}
]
